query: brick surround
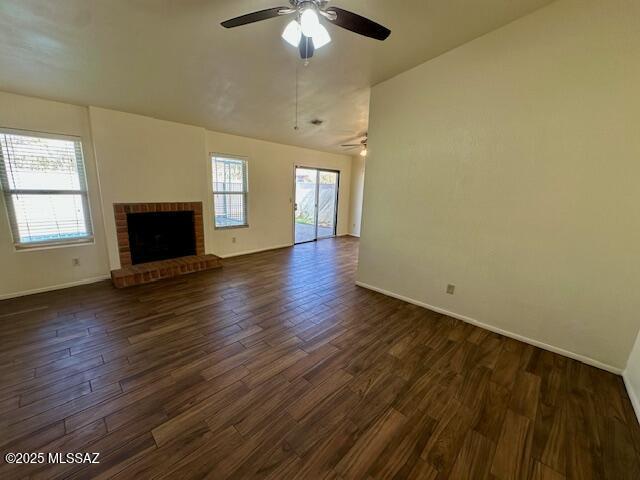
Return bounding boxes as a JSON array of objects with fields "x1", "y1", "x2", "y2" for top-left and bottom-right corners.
[
  {"x1": 113, "y1": 202, "x2": 205, "y2": 268},
  {"x1": 110, "y1": 202, "x2": 221, "y2": 288}
]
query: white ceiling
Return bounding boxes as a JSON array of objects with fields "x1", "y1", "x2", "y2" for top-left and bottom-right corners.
[{"x1": 0, "y1": 0, "x2": 555, "y2": 153}]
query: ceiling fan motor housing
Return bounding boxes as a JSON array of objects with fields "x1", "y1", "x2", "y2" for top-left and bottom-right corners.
[
  {"x1": 289, "y1": 0, "x2": 330, "y2": 9},
  {"x1": 221, "y1": 0, "x2": 391, "y2": 61}
]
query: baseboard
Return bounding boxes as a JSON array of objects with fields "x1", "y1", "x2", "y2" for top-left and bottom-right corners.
[
  {"x1": 623, "y1": 373, "x2": 640, "y2": 424},
  {"x1": 0, "y1": 275, "x2": 111, "y2": 301},
  {"x1": 218, "y1": 243, "x2": 294, "y2": 259},
  {"x1": 219, "y1": 236, "x2": 357, "y2": 259},
  {"x1": 355, "y1": 280, "x2": 623, "y2": 375},
  {"x1": 347, "y1": 233, "x2": 361, "y2": 238}
]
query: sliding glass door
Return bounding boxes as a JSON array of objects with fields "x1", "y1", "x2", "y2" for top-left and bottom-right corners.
[
  {"x1": 294, "y1": 167, "x2": 339, "y2": 244},
  {"x1": 317, "y1": 170, "x2": 339, "y2": 239},
  {"x1": 294, "y1": 168, "x2": 318, "y2": 243}
]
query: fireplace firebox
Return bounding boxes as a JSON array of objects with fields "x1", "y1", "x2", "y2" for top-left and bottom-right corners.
[{"x1": 127, "y1": 211, "x2": 196, "y2": 265}]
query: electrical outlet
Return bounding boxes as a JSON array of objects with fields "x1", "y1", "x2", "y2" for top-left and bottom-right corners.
[
  {"x1": 446, "y1": 284, "x2": 455, "y2": 295},
  {"x1": 72, "y1": 258, "x2": 80, "y2": 267},
  {"x1": 232, "y1": 237, "x2": 237, "y2": 244}
]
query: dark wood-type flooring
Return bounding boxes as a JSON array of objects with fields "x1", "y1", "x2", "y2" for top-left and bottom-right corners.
[{"x1": 1, "y1": 237, "x2": 639, "y2": 479}]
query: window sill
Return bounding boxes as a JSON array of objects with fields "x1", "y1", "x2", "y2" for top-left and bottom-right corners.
[
  {"x1": 214, "y1": 224, "x2": 249, "y2": 231},
  {"x1": 14, "y1": 238, "x2": 95, "y2": 252}
]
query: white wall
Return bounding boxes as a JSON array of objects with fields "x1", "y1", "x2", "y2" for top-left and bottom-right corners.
[
  {"x1": 89, "y1": 107, "x2": 211, "y2": 270},
  {"x1": 90, "y1": 107, "x2": 352, "y2": 267},
  {"x1": 358, "y1": 0, "x2": 640, "y2": 371},
  {"x1": 0, "y1": 96, "x2": 353, "y2": 295},
  {"x1": 349, "y1": 155, "x2": 365, "y2": 237},
  {"x1": 625, "y1": 333, "x2": 640, "y2": 422},
  {"x1": 206, "y1": 131, "x2": 352, "y2": 258},
  {"x1": 0, "y1": 92, "x2": 110, "y2": 299}
]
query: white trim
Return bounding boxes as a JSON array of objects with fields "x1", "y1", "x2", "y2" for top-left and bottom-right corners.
[
  {"x1": 0, "y1": 275, "x2": 110, "y2": 301},
  {"x1": 347, "y1": 233, "x2": 360, "y2": 238},
  {"x1": 15, "y1": 238, "x2": 95, "y2": 252},
  {"x1": 218, "y1": 236, "x2": 350, "y2": 259},
  {"x1": 355, "y1": 280, "x2": 623, "y2": 375},
  {"x1": 0, "y1": 126, "x2": 82, "y2": 142},
  {"x1": 209, "y1": 151, "x2": 249, "y2": 161},
  {"x1": 0, "y1": 128, "x2": 95, "y2": 248},
  {"x1": 623, "y1": 372, "x2": 640, "y2": 423},
  {"x1": 211, "y1": 154, "x2": 249, "y2": 230},
  {"x1": 218, "y1": 243, "x2": 293, "y2": 259}
]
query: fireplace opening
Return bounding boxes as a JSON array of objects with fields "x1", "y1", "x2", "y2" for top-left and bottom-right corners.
[{"x1": 126, "y1": 211, "x2": 196, "y2": 265}]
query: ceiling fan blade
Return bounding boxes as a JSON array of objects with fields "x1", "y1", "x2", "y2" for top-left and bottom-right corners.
[
  {"x1": 325, "y1": 7, "x2": 391, "y2": 41},
  {"x1": 300, "y1": 35, "x2": 315, "y2": 59},
  {"x1": 221, "y1": 7, "x2": 291, "y2": 28},
  {"x1": 341, "y1": 144, "x2": 361, "y2": 147}
]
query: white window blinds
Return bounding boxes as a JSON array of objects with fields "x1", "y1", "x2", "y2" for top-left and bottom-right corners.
[
  {"x1": 0, "y1": 130, "x2": 93, "y2": 248},
  {"x1": 212, "y1": 155, "x2": 248, "y2": 228}
]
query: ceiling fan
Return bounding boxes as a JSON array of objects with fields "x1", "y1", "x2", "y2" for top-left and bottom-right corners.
[
  {"x1": 221, "y1": 1, "x2": 391, "y2": 60},
  {"x1": 341, "y1": 133, "x2": 368, "y2": 157}
]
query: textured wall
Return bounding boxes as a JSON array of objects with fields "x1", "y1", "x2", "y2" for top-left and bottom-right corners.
[{"x1": 358, "y1": 0, "x2": 640, "y2": 370}]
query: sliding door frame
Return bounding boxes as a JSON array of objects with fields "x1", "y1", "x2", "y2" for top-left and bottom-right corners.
[
  {"x1": 292, "y1": 166, "x2": 340, "y2": 244},
  {"x1": 316, "y1": 168, "x2": 340, "y2": 240}
]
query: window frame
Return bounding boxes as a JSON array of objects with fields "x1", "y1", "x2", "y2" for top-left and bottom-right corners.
[
  {"x1": 0, "y1": 128, "x2": 95, "y2": 250},
  {"x1": 211, "y1": 153, "x2": 249, "y2": 230}
]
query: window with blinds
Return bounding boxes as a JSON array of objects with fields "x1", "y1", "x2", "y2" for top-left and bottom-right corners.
[
  {"x1": 212, "y1": 155, "x2": 248, "y2": 229},
  {"x1": 0, "y1": 129, "x2": 93, "y2": 248}
]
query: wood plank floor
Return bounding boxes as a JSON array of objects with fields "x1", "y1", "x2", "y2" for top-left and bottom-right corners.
[{"x1": 1, "y1": 237, "x2": 639, "y2": 479}]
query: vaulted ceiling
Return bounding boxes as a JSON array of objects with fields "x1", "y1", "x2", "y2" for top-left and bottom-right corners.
[{"x1": 0, "y1": 0, "x2": 555, "y2": 152}]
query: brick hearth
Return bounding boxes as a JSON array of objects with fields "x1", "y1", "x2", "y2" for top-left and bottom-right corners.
[{"x1": 110, "y1": 202, "x2": 221, "y2": 288}]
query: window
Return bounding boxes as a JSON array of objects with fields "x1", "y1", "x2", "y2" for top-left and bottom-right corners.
[
  {"x1": 212, "y1": 155, "x2": 248, "y2": 229},
  {"x1": 0, "y1": 129, "x2": 93, "y2": 248}
]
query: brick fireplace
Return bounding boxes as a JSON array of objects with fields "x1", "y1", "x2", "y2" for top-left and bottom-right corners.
[{"x1": 110, "y1": 202, "x2": 221, "y2": 288}]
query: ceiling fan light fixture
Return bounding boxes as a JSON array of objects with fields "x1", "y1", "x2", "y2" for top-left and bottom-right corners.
[
  {"x1": 300, "y1": 7, "x2": 320, "y2": 37},
  {"x1": 282, "y1": 20, "x2": 302, "y2": 47},
  {"x1": 311, "y1": 23, "x2": 331, "y2": 49},
  {"x1": 360, "y1": 147, "x2": 368, "y2": 157}
]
